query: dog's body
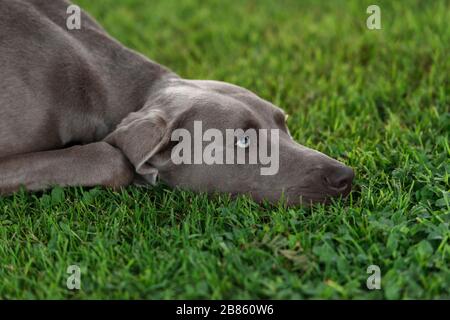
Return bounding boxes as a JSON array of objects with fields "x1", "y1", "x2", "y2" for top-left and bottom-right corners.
[{"x1": 0, "y1": 0, "x2": 354, "y2": 205}]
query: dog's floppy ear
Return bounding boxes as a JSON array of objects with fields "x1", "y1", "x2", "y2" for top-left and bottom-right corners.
[{"x1": 104, "y1": 110, "x2": 169, "y2": 184}]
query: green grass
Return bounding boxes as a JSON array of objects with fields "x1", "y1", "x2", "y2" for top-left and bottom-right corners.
[{"x1": 1, "y1": 0, "x2": 449, "y2": 299}]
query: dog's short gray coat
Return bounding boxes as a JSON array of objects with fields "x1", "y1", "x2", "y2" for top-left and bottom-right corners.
[{"x1": 0, "y1": 0, "x2": 354, "y2": 205}]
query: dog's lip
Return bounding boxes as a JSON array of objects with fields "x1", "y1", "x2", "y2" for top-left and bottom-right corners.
[
  {"x1": 221, "y1": 188, "x2": 352, "y2": 206},
  {"x1": 213, "y1": 182, "x2": 353, "y2": 205},
  {"x1": 326, "y1": 183, "x2": 349, "y2": 193},
  {"x1": 327, "y1": 184, "x2": 352, "y2": 201},
  {"x1": 285, "y1": 183, "x2": 353, "y2": 205},
  {"x1": 300, "y1": 190, "x2": 352, "y2": 205}
]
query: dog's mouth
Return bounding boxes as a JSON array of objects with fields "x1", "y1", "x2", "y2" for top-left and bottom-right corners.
[
  {"x1": 240, "y1": 183, "x2": 353, "y2": 206},
  {"x1": 285, "y1": 178, "x2": 354, "y2": 205}
]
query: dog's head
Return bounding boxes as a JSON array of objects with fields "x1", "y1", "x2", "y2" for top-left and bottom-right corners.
[{"x1": 106, "y1": 78, "x2": 354, "y2": 206}]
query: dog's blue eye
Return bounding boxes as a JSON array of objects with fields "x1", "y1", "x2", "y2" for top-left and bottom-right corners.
[{"x1": 236, "y1": 136, "x2": 250, "y2": 148}]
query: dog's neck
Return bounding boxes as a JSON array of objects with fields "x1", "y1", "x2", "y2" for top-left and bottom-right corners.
[
  {"x1": 64, "y1": 28, "x2": 180, "y2": 139},
  {"x1": 86, "y1": 42, "x2": 178, "y2": 125}
]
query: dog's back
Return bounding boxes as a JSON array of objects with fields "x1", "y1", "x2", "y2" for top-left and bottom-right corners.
[{"x1": 0, "y1": 0, "x2": 169, "y2": 157}]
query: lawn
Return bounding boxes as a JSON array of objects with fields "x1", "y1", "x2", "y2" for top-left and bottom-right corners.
[{"x1": 0, "y1": 0, "x2": 449, "y2": 299}]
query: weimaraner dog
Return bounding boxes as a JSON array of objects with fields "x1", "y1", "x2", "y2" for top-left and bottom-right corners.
[{"x1": 0, "y1": 0, "x2": 354, "y2": 205}]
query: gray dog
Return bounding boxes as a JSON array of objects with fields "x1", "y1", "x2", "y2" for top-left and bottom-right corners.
[{"x1": 0, "y1": 0, "x2": 354, "y2": 205}]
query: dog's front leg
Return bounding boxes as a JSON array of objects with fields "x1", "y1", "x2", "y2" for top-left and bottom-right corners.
[{"x1": 0, "y1": 142, "x2": 135, "y2": 195}]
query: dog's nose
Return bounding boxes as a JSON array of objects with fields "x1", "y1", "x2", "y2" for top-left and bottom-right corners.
[{"x1": 322, "y1": 165, "x2": 354, "y2": 193}]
